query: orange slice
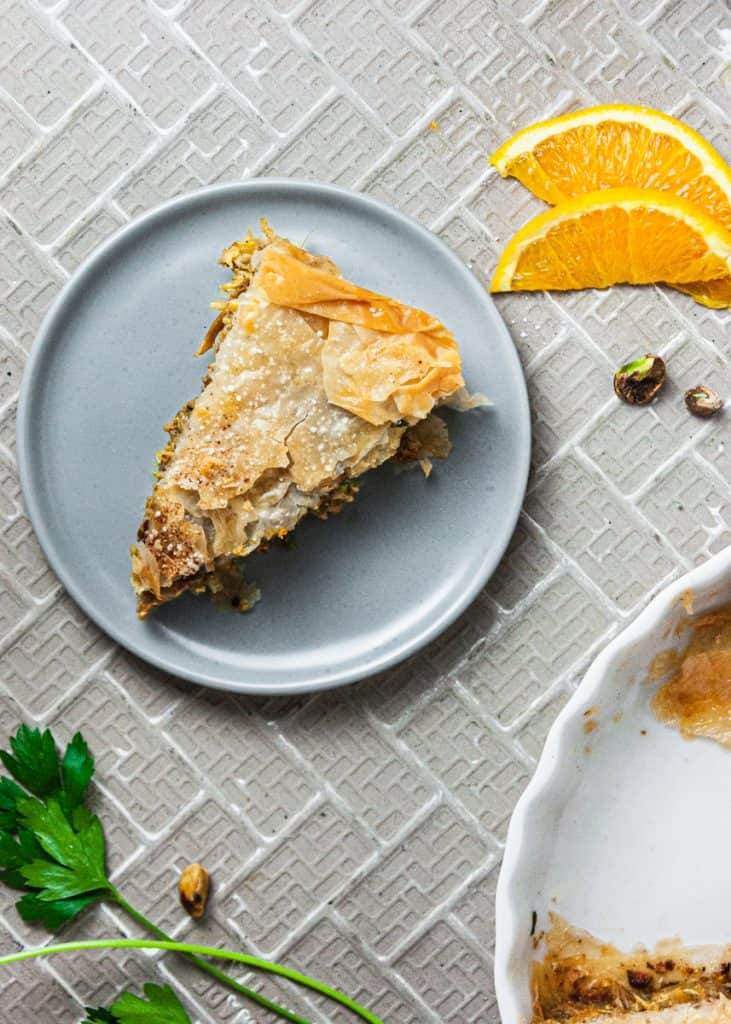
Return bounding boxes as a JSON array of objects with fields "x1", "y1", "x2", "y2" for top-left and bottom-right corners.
[
  {"x1": 490, "y1": 104, "x2": 731, "y2": 233},
  {"x1": 671, "y1": 276, "x2": 731, "y2": 309},
  {"x1": 490, "y1": 188, "x2": 731, "y2": 295}
]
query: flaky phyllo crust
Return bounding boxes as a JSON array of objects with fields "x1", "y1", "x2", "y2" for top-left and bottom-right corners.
[{"x1": 131, "y1": 225, "x2": 481, "y2": 618}]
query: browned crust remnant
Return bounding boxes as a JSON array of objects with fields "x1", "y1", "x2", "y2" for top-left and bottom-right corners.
[
  {"x1": 532, "y1": 914, "x2": 731, "y2": 1022},
  {"x1": 652, "y1": 602, "x2": 731, "y2": 748}
]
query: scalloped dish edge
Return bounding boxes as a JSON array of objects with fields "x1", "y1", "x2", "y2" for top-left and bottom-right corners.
[{"x1": 495, "y1": 544, "x2": 731, "y2": 1024}]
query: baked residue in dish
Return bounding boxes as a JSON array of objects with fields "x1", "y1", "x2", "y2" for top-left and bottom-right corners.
[
  {"x1": 532, "y1": 913, "x2": 731, "y2": 1022},
  {"x1": 652, "y1": 603, "x2": 731, "y2": 747}
]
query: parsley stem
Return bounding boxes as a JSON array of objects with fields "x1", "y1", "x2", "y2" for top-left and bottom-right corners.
[
  {"x1": 0, "y1": 937, "x2": 385, "y2": 1024},
  {"x1": 110, "y1": 889, "x2": 312, "y2": 1024},
  {"x1": 115, "y1": 888, "x2": 385, "y2": 1023}
]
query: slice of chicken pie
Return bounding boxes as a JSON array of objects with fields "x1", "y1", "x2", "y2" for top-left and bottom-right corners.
[{"x1": 131, "y1": 226, "x2": 481, "y2": 618}]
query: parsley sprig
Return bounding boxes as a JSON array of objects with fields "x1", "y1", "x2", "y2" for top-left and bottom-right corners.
[
  {"x1": 0, "y1": 727, "x2": 110, "y2": 929},
  {"x1": 83, "y1": 983, "x2": 191, "y2": 1023},
  {"x1": 0, "y1": 725, "x2": 384, "y2": 1024}
]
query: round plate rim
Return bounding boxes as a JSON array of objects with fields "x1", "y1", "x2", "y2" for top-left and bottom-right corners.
[{"x1": 17, "y1": 178, "x2": 530, "y2": 695}]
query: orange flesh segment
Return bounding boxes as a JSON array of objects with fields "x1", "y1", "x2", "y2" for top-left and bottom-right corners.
[
  {"x1": 491, "y1": 189, "x2": 731, "y2": 293},
  {"x1": 491, "y1": 107, "x2": 731, "y2": 306},
  {"x1": 494, "y1": 111, "x2": 731, "y2": 233}
]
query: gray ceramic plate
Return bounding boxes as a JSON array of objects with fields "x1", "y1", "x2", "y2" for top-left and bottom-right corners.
[{"x1": 18, "y1": 180, "x2": 530, "y2": 695}]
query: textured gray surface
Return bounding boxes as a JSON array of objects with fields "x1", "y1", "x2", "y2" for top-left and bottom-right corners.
[{"x1": 0, "y1": 1, "x2": 729, "y2": 1021}]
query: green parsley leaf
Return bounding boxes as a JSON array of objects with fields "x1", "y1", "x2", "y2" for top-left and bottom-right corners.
[
  {"x1": 0, "y1": 867, "x2": 30, "y2": 891},
  {"x1": 0, "y1": 726, "x2": 96, "y2": 825},
  {"x1": 110, "y1": 984, "x2": 192, "y2": 1024},
  {"x1": 0, "y1": 828, "x2": 48, "y2": 890},
  {"x1": 18, "y1": 891, "x2": 99, "y2": 929},
  {"x1": 18, "y1": 797, "x2": 110, "y2": 900},
  {"x1": 0, "y1": 776, "x2": 27, "y2": 831},
  {"x1": 0, "y1": 828, "x2": 34, "y2": 870},
  {"x1": 0, "y1": 726, "x2": 109, "y2": 931},
  {"x1": 80, "y1": 986, "x2": 191, "y2": 1024},
  {"x1": 81, "y1": 1010, "x2": 118, "y2": 1024},
  {"x1": 0, "y1": 726, "x2": 60, "y2": 798},
  {"x1": 61, "y1": 734, "x2": 95, "y2": 814}
]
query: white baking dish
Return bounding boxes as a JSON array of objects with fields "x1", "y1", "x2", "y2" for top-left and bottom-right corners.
[{"x1": 495, "y1": 545, "x2": 731, "y2": 1023}]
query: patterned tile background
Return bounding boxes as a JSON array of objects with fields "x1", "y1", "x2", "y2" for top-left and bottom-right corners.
[{"x1": 0, "y1": 0, "x2": 729, "y2": 1020}]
